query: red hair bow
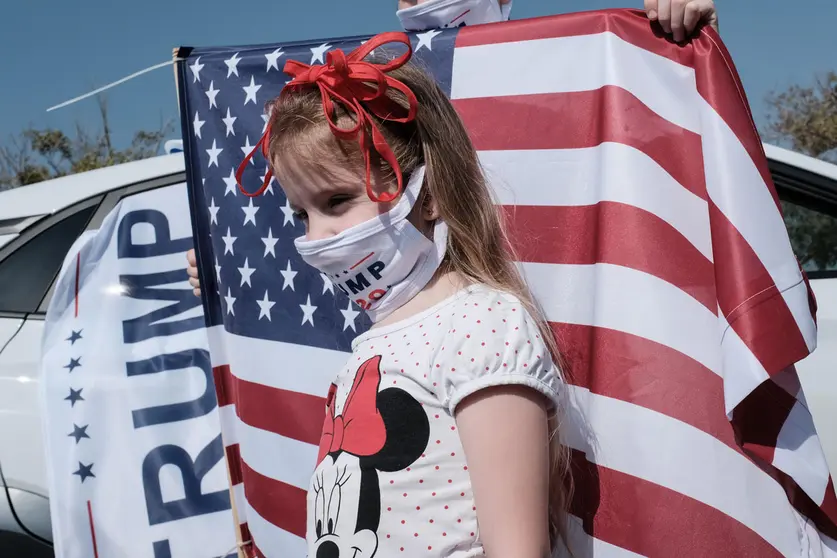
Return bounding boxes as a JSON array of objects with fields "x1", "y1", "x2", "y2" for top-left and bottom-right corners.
[
  {"x1": 316, "y1": 355, "x2": 386, "y2": 464},
  {"x1": 237, "y1": 32, "x2": 418, "y2": 203}
]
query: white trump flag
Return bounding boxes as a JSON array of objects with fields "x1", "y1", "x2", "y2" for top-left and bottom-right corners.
[{"x1": 39, "y1": 182, "x2": 238, "y2": 558}]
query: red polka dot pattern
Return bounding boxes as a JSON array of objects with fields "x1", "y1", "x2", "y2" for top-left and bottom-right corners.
[{"x1": 307, "y1": 285, "x2": 560, "y2": 556}]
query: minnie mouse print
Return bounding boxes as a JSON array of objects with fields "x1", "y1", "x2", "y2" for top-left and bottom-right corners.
[{"x1": 310, "y1": 356, "x2": 431, "y2": 558}]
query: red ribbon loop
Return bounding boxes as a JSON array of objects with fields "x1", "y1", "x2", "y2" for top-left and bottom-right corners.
[
  {"x1": 236, "y1": 31, "x2": 418, "y2": 202},
  {"x1": 316, "y1": 355, "x2": 386, "y2": 464}
]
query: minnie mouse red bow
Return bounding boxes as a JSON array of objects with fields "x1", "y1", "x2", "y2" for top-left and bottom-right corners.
[
  {"x1": 317, "y1": 355, "x2": 387, "y2": 464},
  {"x1": 237, "y1": 31, "x2": 418, "y2": 203}
]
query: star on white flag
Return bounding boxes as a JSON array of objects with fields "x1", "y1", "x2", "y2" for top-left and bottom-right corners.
[
  {"x1": 258, "y1": 168, "x2": 275, "y2": 195},
  {"x1": 205, "y1": 80, "x2": 220, "y2": 109},
  {"x1": 257, "y1": 290, "x2": 275, "y2": 321},
  {"x1": 240, "y1": 136, "x2": 256, "y2": 164},
  {"x1": 224, "y1": 287, "x2": 236, "y2": 316},
  {"x1": 416, "y1": 29, "x2": 442, "y2": 52},
  {"x1": 225, "y1": 52, "x2": 242, "y2": 78},
  {"x1": 242, "y1": 198, "x2": 259, "y2": 226},
  {"x1": 321, "y1": 273, "x2": 335, "y2": 295},
  {"x1": 280, "y1": 199, "x2": 296, "y2": 227},
  {"x1": 266, "y1": 48, "x2": 284, "y2": 72},
  {"x1": 341, "y1": 301, "x2": 361, "y2": 331},
  {"x1": 208, "y1": 197, "x2": 220, "y2": 225},
  {"x1": 206, "y1": 140, "x2": 223, "y2": 168},
  {"x1": 280, "y1": 260, "x2": 298, "y2": 291},
  {"x1": 223, "y1": 168, "x2": 238, "y2": 197},
  {"x1": 238, "y1": 258, "x2": 255, "y2": 287},
  {"x1": 243, "y1": 76, "x2": 262, "y2": 105},
  {"x1": 310, "y1": 43, "x2": 332, "y2": 64},
  {"x1": 222, "y1": 227, "x2": 237, "y2": 255},
  {"x1": 189, "y1": 57, "x2": 204, "y2": 83},
  {"x1": 300, "y1": 295, "x2": 317, "y2": 326},
  {"x1": 262, "y1": 229, "x2": 278, "y2": 258},
  {"x1": 193, "y1": 111, "x2": 205, "y2": 139},
  {"x1": 222, "y1": 108, "x2": 237, "y2": 137}
]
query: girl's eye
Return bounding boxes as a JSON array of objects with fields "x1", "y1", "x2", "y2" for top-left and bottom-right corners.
[{"x1": 327, "y1": 195, "x2": 351, "y2": 209}]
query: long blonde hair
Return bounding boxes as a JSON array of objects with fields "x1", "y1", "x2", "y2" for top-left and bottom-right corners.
[{"x1": 265, "y1": 56, "x2": 572, "y2": 550}]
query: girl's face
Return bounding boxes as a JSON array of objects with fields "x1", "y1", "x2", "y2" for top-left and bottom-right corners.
[{"x1": 278, "y1": 161, "x2": 398, "y2": 242}]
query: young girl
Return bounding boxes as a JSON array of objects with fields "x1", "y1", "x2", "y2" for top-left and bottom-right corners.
[
  {"x1": 184, "y1": 4, "x2": 723, "y2": 553},
  {"x1": 237, "y1": 33, "x2": 568, "y2": 557}
]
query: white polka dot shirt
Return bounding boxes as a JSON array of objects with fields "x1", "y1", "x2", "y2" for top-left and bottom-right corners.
[{"x1": 306, "y1": 284, "x2": 562, "y2": 558}]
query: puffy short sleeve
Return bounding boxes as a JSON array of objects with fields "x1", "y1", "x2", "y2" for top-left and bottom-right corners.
[{"x1": 429, "y1": 288, "x2": 563, "y2": 415}]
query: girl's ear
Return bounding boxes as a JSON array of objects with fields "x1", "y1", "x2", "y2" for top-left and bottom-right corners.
[{"x1": 421, "y1": 188, "x2": 441, "y2": 221}]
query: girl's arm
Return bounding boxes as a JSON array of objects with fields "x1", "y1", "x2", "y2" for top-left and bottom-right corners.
[{"x1": 455, "y1": 384, "x2": 552, "y2": 558}]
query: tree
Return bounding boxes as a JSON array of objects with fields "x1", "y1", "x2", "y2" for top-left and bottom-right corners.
[
  {"x1": 765, "y1": 71, "x2": 837, "y2": 272},
  {"x1": 0, "y1": 96, "x2": 173, "y2": 191},
  {"x1": 766, "y1": 71, "x2": 837, "y2": 162}
]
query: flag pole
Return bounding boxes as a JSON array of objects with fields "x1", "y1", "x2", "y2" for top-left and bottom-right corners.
[
  {"x1": 224, "y1": 460, "x2": 248, "y2": 558},
  {"x1": 171, "y1": 48, "x2": 248, "y2": 558},
  {"x1": 172, "y1": 48, "x2": 181, "y2": 119}
]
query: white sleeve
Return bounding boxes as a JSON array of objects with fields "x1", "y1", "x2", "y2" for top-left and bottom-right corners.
[{"x1": 430, "y1": 291, "x2": 563, "y2": 415}]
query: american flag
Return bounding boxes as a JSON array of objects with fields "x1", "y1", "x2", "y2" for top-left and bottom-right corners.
[{"x1": 176, "y1": 8, "x2": 837, "y2": 557}]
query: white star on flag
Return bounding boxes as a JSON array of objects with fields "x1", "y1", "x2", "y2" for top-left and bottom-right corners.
[
  {"x1": 208, "y1": 197, "x2": 220, "y2": 225},
  {"x1": 280, "y1": 260, "x2": 297, "y2": 291},
  {"x1": 222, "y1": 108, "x2": 237, "y2": 137},
  {"x1": 321, "y1": 273, "x2": 335, "y2": 295},
  {"x1": 257, "y1": 290, "x2": 275, "y2": 321},
  {"x1": 262, "y1": 229, "x2": 278, "y2": 257},
  {"x1": 258, "y1": 168, "x2": 275, "y2": 195},
  {"x1": 193, "y1": 111, "x2": 205, "y2": 139},
  {"x1": 222, "y1": 227, "x2": 237, "y2": 255},
  {"x1": 225, "y1": 52, "x2": 242, "y2": 78},
  {"x1": 341, "y1": 301, "x2": 361, "y2": 331},
  {"x1": 310, "y1": 43, "x2": 332, "y2": 64},
  {"x1": 261, "y1": 113, "x2": 269, "y2": 133},
  {"x1": 224, "y1": 288, "x2": 236, "y2": 316},
  {"x1": 205, "y1": 80, "x2": 220, "y2": 109},
  {"x1": 215, "y1": 257, "x2": 222, "y2": 282},
  {"x1": 223, "y1": 168, "x2": 238, "y2": 196},
  {"x1": 240, "y1": 136, "x2": 256, "y2": 164},
  {"x1": 243, "y1": 76, "x2": 262, "y2": 105},
  {"x1": 206, "y1": 140, "x2": 222, "y2": 168},
  {"x1": 300, "y1": 295, "x2": 317, "y2": 326},
  {"x1": 189, "y1": 56, "x2": 204, "y2": 83},
  {"x1": 265, "y1": 48, "x2": 284, "y2": 72},
  {"x1": 415, "y1": 29, "x2": 442, "y2": 52},
  {"x1": 242, "y1": 198, "x2": 259, "y2": 226},
  {"x1": 360, "y1": 40, "x2": 375, "y2": 57},
  {"x1": 280, "y1": 199, "x2": 296, "y2": 227},
  {"x1": 238, "y1": 258, "x2": 255, "y2": 287}
]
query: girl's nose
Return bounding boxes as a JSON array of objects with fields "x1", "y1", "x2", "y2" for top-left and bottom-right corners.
[{"x1": 305, "y1": 216, "x2": 337, "y2": 242}]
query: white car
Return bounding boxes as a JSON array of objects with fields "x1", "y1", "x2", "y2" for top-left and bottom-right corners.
[{"x1": 0, "y1": 145, "x2": 834, "y2": 555}]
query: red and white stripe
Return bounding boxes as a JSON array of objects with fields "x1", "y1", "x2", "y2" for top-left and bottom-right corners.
[{"x1": 210, "y1": 9, "x2": 836, "y2": 557}]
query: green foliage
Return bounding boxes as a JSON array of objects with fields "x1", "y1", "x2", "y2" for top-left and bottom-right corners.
[
  {"x1": 766, "y1": 71, "x2": 837, "y2": 162},
  {"x1": 767, "y1": 72, "x2": 837, "y2": 272},
  {"x1": 0, "y1": 97, "x2": 173, "y2": 190}
]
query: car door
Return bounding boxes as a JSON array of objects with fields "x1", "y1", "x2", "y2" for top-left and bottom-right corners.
[
  {"x1": 771, "y1": 155, "x2": 837, "y2": 473},
  {"x1": 0, "y1": 196, "x2": 103, "y2": 555},
  {"x1": 0, "y1": 169, "x2": 185, "y2": 552}
]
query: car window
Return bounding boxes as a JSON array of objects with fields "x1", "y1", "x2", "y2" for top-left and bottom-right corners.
[
  {"x1": 781, "y1": 199, "x2": 837, "y2": 275},
  {"x1": 0, "y1": 205, "x2": 97, "y2": 314}
]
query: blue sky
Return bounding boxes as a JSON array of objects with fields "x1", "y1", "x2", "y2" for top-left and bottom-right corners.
[{"x1": 2, "y1": 0, "x2": 835, "y2": 153}]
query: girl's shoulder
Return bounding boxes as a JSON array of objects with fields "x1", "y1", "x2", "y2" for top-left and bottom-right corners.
[
  {"x1": 443, "y1": 283, "x2": 540, "y2": 330},
  {"x1": 430, "y1": 284, "x2": 561, "y2": 413}
]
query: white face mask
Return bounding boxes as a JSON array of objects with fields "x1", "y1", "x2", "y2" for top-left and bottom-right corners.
[
  {"x1": 397, "y1": 0, "x2": 512, "y2": 31},
  {"x1": 294, "y1": 166, "x2": 448, "y2": 323}
]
